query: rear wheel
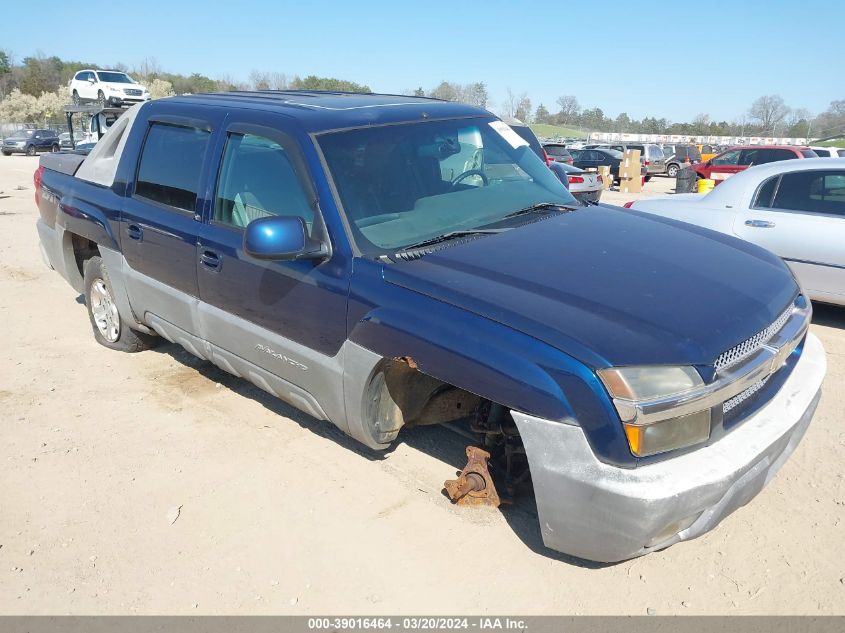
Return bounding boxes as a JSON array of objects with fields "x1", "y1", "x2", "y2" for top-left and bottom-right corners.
[
  {"x1": 667, "y1": 163, "x2": 680, "y2": 178},
  {"x1": 72, "y1": 90, "x2": 80, "y2": 106},
  {"x1": 83, "y1": 256, "x2": 156, "y2": 352},
  {"x1": 25, "y1": 145, "x2": 36, "y2": 156},
  {"x1": 51, "y1": 143, "x2": 60, "y2": 153}
]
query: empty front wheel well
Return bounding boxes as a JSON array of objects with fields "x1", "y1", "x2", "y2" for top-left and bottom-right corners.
[{"x1": 363, "y1": 357, "x2": 482, "y2": 446}]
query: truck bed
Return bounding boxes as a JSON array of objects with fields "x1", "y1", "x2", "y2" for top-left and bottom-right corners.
[{"x1": 40, "y1": 151, "x2": 87, "y2": 177}]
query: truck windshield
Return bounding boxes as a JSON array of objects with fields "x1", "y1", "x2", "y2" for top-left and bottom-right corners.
[
  {"x1": 318, "y1": 117, "x2": 577, "y2": 255},
  {"x1": 97, "y1": 72, "x2": 133, "y2": 83}
]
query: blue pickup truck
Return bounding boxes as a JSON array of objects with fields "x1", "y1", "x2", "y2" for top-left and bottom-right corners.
[{"x1": 35, "y1": 91, "x2": 826, "y2": 562}]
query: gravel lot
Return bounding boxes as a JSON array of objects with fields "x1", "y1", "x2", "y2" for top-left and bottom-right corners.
[{"x1": 1, "y1": 156, "x2": 843, "y2": 615}]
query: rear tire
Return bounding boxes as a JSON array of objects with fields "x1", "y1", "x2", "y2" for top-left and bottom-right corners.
[
  {"x1": 667, "y1": 163, "x2": 680, "y2": 178},
  {"x1": 645, "y1": 175, "x2": 652, "y2": 182},
  {"x1": 25, "y1": 145, "x2": 36, "y2": 156},
  {"x1": 51, "y1": 143, "x2": 60, "y2": 153},
  {"x1": 72, "y1": 90, "x2": 80, "y2": 106},
  {"x1": 83, "y1": 256, "x2": 156, "y2": 353}
]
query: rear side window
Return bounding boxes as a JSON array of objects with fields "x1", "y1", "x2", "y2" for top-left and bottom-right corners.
[
  {"x1": 135, "y1": 123, "x2": 211, "y2": 212},
  {"x1": 753, "y1": 176, "x2": 779, "y2": 208},
  {"x1": 214, "y1": 133, "x2": 314, "y2": 232},
  {"x1": 812, "y1": 149, "x2": 831, "y2": 157},
  {"x1": 772, "y1": 170, "x2": 845, "y2": 216},
  {"x1": 800, "y1": 150, "x2": 818, "y2": 158}
]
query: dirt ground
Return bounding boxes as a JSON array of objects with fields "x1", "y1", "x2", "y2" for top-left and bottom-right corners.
[{"x1": 1, "y1": 156, "x2": 843, "y2": 615}]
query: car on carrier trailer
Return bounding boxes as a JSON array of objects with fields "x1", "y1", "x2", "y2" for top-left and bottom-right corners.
[{"x1": 34, "y1": 91, "x2": 825, "y2": 562}]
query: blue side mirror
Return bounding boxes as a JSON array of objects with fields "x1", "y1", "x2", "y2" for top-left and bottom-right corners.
[{"x1": 243, "y1": 215, "x2": 328, "y2": 261}]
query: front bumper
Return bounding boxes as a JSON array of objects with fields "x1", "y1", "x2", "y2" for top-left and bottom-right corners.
[
  {"x1": 107, "y1": 95, "x2": 149, "y2": 107},
  {"x1": 511, "y1": 332, "x2": 826, "y2": 563}
]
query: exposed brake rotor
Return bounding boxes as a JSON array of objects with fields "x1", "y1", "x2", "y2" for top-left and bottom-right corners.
[{"x1": 444, "y1": 446, "x2": 500, "y2": 508}]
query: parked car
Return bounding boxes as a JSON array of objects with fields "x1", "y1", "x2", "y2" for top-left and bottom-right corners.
[
  {"x1": 627, "y1": 158, "x2": 845, "y2": 306},
  {"x1": 662, "y1": 144, "x2": 702, "y2": 177},
  {"x1": 542, "y1": 143, "x2": 575, "y2": 165},
  {"x1": 693, "y1": 145, "x2": 817, "y2": 184},
  {"x1": 549, "y1": 161, "x2": 602, "y2": 204},
  {"x1": 69, "y1": 69, "x2": 151, "y2": 108},
  {"x1": 504, "y1": 118, "x2": 554, "y2": 165},
  {"x1": 59, "y1": 131, "x2": 88, "y2": 150},
  {"x1": 2, "y1": 128, "x2": 60, "y2": 156},
  {"x1": 35, "y1": 92, "x2": 824, "y2": 563},
  {"x1": 697, "y1": 143, "x2": 718, "y2": 162},
  {"x1": 586, "y1": 143, "x2": 665, "y2": 179},
  {"x1": 570, "y1": 147, "x2": 647, "y2": 184},
  {"x1": 807, "y1": 146, "x2": 845, "y2": 158}
]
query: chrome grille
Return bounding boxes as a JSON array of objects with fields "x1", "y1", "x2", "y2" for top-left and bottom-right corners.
[
  {"x1": 124, "y1": 88, "x2": 142, "y2": 96},
  {"x1": 715, "y1": 305, "x2": 793, "y2": 372},
  {"x1": 723, "y1": 375, "x2": 771, "y2": 413}
]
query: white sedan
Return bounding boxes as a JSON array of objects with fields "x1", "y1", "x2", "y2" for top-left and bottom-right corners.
[{"x1": 627, "y1": 158, "x2": 845, "y2": 306}]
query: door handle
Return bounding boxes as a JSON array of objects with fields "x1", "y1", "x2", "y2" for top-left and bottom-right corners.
[
  {"x1": 126, "y1": 224, "x2": 143, "y2": 240},
  {"x1": 745, "y1": 219, "x2": 776, "y2": 228},
  {"x1": 199, "y1": 249, "x2": 222, "y2": 271}
]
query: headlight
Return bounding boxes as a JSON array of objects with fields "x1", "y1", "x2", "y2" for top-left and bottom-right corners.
[
  {"x1": 598, "y1": 366, "x2": 702, "y2": 402},
  {"x1": 598, "y1": 366, "x2": 711, "y2": 457}
]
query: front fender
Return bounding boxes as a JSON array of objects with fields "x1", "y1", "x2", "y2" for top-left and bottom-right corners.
[
  {"x1": 348, "y1": 301, "x2": 590, "y2": 424},
  {"x1": 346, "y1": 261, "x2": 632, "y2": 463}
]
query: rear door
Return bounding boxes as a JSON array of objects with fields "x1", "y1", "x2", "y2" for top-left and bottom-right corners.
[
  {"x1": 195, "y1": 111, "x2": 350, "y2": 407},
  {"x1": 648, "y1": 145, "x2": 666, "y2": 173},
  {"x1": 733, "y1": 169, "x2": 845, "y2": 303},
  {"x1": 121, "y1": 113, "x2": 217, "y2": 335}
]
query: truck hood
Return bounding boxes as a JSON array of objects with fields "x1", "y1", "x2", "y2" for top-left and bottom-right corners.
[{"x1": 384, "y1": 205, "x2": 798, "y2": 369}]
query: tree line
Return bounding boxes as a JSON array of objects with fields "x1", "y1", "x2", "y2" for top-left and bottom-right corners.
[
  {"x1": 527, "y1": 93, "x2": 844, "y2": 140},
  {"x1": 1, "y1": 51, "x2": 843, "y2": 142},
  {"x1": 0, "y1": 51, "x2": 371, "y2": 125}
]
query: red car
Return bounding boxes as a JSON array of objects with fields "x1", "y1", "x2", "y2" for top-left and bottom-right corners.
[{"x1": 694, "y1": 145, "x2": 817, "y2": 184}]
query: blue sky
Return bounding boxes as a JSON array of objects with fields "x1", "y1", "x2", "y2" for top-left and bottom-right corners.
[{"x1": 4, "y1": 0, "x2": 842, "y2": 122}]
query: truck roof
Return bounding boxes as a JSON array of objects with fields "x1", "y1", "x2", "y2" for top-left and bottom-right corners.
[{"x1": 166, "y1": 90, "x2": 490, "y2": 132}]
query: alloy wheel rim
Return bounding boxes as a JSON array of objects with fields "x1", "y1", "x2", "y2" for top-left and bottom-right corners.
[{"x1": 90, "y1": 279, "x2": 120, "y2": 342}]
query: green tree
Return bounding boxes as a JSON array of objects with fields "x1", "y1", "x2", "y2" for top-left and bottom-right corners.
[
  {"x1": 289, "y1": 75, "x2": 370, "y2": 93},
  {"x1": 534, "y1": 103, "x2": 551, "y2": 124}
]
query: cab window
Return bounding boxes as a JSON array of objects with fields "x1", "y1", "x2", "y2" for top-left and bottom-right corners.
[
  {"x1": 213, "y1": 133, "x2": 314, "y2": 231},
  {"x1": 135, "y1": 123, "x2": 211, "y2": 212}
]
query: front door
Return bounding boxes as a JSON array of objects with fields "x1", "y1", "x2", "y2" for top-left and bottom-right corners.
[
  {"x1": 705, "y1": 148, "x2": 744, "y2": 182},
  {"x1": 734, "y1": 168, "x2": 845, "y2": 303},
  {"x1": 196, "y1": 113, "x2": 350, "y2": 411}
]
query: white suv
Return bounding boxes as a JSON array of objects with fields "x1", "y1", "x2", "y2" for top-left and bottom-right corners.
[{"x1": 69, "y1": 70, "x2": 151, "y2": 108}]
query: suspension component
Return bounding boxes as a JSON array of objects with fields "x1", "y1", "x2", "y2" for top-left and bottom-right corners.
[{"x1": 444, "y1": 446, "x2": 500, "y2": 508}]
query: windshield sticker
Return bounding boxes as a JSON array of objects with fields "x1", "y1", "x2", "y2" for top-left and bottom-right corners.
[{"x1": 489, "y1": 121, "x2": 528, "y2": 149}]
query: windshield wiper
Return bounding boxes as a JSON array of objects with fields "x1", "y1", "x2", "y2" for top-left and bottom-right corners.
[
  {"x1": 395, "y1": 229, "x2": 505, "y2": 257},
  {"x1": 504, "y1": 202, "x2": 578, "y2": 219}
]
